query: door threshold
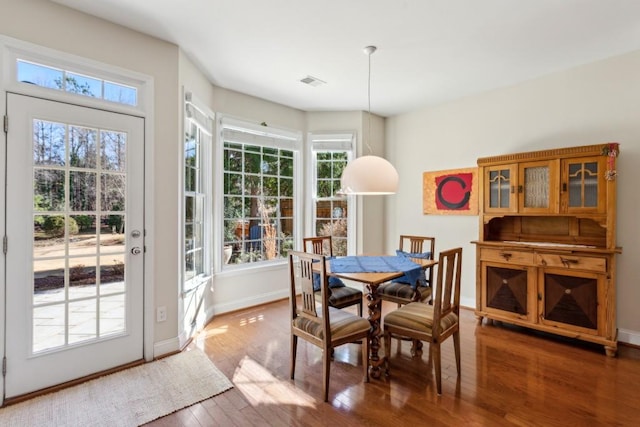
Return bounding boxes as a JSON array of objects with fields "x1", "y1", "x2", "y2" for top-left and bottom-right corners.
[{"x1": 2, "y1": 358, "x2": 145, "y2": 407}]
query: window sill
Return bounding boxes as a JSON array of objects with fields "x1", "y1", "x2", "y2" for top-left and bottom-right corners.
[
  {"x1": 217, "y1": 259, "x2": 287, "y2": 278},
  {"x1": 182, "y1": 275, "x2": 212, "y2": 297}
]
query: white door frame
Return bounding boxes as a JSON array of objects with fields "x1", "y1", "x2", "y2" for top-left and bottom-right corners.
[{"x1": 0, "y1": 35, "x2": 155, "y2": 404}]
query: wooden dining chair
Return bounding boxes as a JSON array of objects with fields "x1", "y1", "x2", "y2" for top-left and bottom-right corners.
[
  {"x1": 303, "y1": 236, "x2": 364, "y2": 316},
  {"x1": 289, "y1": 251, "x2": 370, "y2": 402},
  {"x1": 383, "y1": 247, "x2": 462, "y2": 395},
  {"x1": 378, "y1": 235, "x2": 435, "y2": 307}
]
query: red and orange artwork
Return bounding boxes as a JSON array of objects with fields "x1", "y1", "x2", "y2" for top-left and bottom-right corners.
[{"x1": 423, "y1": 168, "x2": 478, "y2": 215}]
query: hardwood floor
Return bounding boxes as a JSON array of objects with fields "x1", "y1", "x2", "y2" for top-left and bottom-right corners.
[{"x1": 145, "y1": 299, "x2": 640, "y2": 426}]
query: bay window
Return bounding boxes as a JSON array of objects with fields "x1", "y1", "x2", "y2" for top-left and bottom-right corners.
[{"x1": 219, "y1": 118, "x2": 300, "y2": 267}]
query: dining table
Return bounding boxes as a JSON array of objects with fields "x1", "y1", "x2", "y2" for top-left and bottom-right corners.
[{"x1": 324, "y1": 255, "x2": 437, "y2": 379}]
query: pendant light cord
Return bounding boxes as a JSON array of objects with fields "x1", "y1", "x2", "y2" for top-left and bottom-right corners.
[{"x1": 364, "y1": 45, "x2": 376, "y2": 155}]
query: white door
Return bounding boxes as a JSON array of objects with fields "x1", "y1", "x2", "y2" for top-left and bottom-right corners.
[{"x1": 4, "y1": 93, "x2": 144, "y2": 398}]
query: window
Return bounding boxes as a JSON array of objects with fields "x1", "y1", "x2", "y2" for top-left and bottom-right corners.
[
  {"x1": 310, "y1": 132, "x2": 354, "y2": 256},
  {"x1": 220, "y1": 118, "x2": 300, "y2": 266},
  {"x1": 183, "y1": 92, "x2": 213, "y2": 291},
  {"x1": 16, "y1": 59, "x2": 138, "y2": 106}
]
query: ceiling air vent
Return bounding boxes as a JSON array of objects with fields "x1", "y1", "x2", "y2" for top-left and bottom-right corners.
[{"x1": 300, "y1": 75, "x2": 326, "y2": 87}]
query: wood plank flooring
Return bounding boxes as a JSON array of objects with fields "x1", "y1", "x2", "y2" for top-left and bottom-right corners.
[{"x1": 145, "y1": 299, "x2": 640, "y2": 426}]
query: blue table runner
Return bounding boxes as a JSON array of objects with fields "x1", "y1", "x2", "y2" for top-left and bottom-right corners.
[{"x1": 329, "y1": 256, "x2": 424, "y2": 289}]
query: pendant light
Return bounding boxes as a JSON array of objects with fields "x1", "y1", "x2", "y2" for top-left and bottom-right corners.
[{"x1": 339, "y1": 46, "x2": 399, "y2": 195}]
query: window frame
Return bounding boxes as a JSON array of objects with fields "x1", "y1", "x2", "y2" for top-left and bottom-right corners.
[
  {"x1": 2, "y1": 37, "x2": 149, "y2": 116},
  {"x1": 181, "y1": 91, "x2": 213, "y2": 293},
  {"x1": 216, "y1": 116, "x2": 302, "y2": 271},
  {"x1": 309, "y1": 132, "x2": 356, "y2": 256}
]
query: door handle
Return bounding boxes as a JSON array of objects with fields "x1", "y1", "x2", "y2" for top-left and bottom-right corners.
[{"x1": 131, "y1": 247, "x2": 142, "y2": 255}]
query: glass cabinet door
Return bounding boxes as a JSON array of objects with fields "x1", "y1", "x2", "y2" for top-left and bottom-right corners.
[
  {"x1": 562, "y1": 156, "x2": 606, "y2": 213},
  {"x1": 484, "y1": 165, "x2": 517, "y2": 213},
  {"x1": 518, "y1": 160, "x2": 559, "y2": 213}
]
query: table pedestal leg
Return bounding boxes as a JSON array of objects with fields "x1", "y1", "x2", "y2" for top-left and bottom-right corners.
[{"x1": 366, "y1": 284, "x2": 383, "y2": 379}]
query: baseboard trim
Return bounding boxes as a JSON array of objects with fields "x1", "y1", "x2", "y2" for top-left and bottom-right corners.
[
  {"x1": 460, "y1": 296, "x2": 475, "y2": 310},
  {"x1": 153, "y1": 336, "x2": 180, "y2": 358},
  {"x1": 618, "y1": 328, "x2": 640, "y2": 346},
  {"x1": 210, "y1": 289, "x2": 289, "y2": 317}
]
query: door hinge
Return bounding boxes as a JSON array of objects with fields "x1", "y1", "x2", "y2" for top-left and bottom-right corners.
[
  {"x1": 3, "y1": 115, "x2": 7, "y2": 133},
  {"x1": 2, "y1": 357, "x2": 6, "y2": 376},
  {"x1": 2, "y1": 235, "x2": 7, "y2": 255}
]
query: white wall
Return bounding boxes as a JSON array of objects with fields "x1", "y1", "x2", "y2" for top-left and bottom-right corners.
[{"x1": 386, "y1": 49, "x2": 640, "y2": 343}]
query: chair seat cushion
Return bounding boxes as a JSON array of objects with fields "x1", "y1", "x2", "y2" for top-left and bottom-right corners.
[
  {"x1": 328, "y1": 286, "x2": 362, "y2": 306},
  {"x1": 315, "y1": 286, "x2": 362, "y2": 307},
  {"x1": 384, "y1": 302, "x2": 458, "y2": 334},
  {"x1": 378, "y1": 282, "x2": 431, "y2": 302},
  {"x1": 293, "y1": 306, "x2": 371, "y2": 341}
]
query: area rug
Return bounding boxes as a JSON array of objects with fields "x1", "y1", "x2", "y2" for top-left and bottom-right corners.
[{"x1": 0, "y1": 349, "x2": 233, "y2": 427}]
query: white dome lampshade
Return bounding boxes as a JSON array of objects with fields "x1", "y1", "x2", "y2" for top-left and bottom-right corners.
[{"x1": 340, "y1": 155, "x2": 399, "y2": 195}]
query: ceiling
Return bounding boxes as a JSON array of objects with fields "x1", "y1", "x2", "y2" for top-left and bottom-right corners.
[{"x1": 52, "y1": 0, "x2": 640, "y2": 117}]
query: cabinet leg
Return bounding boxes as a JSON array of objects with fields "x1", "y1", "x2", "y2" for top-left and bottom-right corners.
[
  {"x1": 475, "y1": 315, "x2": 483, "y2": 325},
  {"x1": 604, "y1": 345, "x2": 617, "y2": 357}
]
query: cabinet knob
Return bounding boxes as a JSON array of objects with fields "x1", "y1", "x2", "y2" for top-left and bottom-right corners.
[{"x1": 500, "y1": 252, "x2": 512, "y2": 261}]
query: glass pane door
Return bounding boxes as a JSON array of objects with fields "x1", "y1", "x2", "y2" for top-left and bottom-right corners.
[{"x1": 5, "y1": 93, "x2": 144, "y2": 398}]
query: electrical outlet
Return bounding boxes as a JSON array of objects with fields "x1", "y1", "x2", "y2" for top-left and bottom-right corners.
[{"x1": 156, "y1": 306, "x2": 167, "y2": 322}]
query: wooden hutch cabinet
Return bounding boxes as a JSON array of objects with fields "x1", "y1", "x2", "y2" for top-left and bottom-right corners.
[{"x1": 473, "y1": 143, "x2": 621, "y2": 356}]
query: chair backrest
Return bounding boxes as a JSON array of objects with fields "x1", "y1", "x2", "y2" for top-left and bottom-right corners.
[
  {"x1": 399, "y1": 235, "x2": 436, "y2": 285},
  {"x1": 432, "y1": 247, "x2": 462, "y2": 337},
  {"x1": 303, "y1": 236, "x2": 334, "y2": 257},
  {"x1": 288, "y1": 250, "x2": 330, "y2": 339},
  {"x1": 399, "y1": 235, "x2": 435, "y2": 259}
]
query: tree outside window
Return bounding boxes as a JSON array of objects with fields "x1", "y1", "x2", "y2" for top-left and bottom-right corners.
[{"x1": 222, "y1": 140, "x2": 295, "y2": 265}]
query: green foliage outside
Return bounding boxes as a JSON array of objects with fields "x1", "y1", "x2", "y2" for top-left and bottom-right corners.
[
  {"x1": 74, "y1": 215, "x2": 93, "y2": 231},
  {"x1": 43, "y1": 215, "x2": 78, "y2": 237}
]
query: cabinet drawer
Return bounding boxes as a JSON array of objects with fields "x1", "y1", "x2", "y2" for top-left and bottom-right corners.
[
  {"x1": 536, "y1": 254, "x2": 606, "y2": 272},
  {"x1": 480, "y1": 248, "x2": 533, "y2": 265}
]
